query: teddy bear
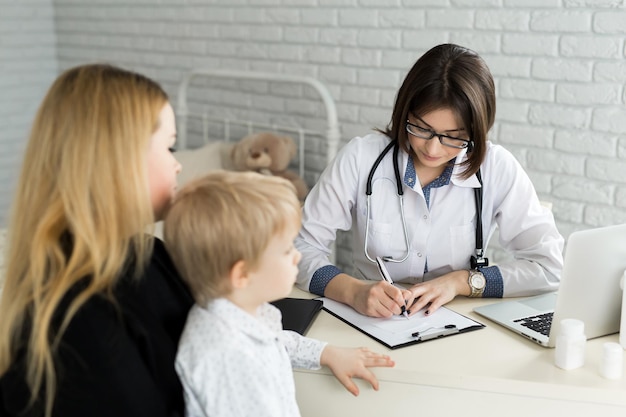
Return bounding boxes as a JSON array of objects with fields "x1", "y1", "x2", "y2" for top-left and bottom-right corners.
[
  {"x1": 230, "y1": 132, "x2": 309, "y2": 201},
  {"x1": 174, "y1": 132, "x2": 308, "y2": 201}
]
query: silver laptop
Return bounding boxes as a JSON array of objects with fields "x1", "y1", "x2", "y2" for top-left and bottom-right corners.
[{"x1": 474, "y1": 223, "x2": 626, "y2": 347}]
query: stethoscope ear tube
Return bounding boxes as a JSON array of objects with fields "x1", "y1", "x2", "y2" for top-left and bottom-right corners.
[
  {"x1": 366, "y1": 140, "x2": 396, "y2": 195},
  {"x1": 471, "y1": 169, "x2": 489, "y2": 268},
  {"x1": 364, "y1": 140, "x2": 409, "y2": 263},
  {"x1": 392, "y1": 141, "x2": 403, "y2": 196}
]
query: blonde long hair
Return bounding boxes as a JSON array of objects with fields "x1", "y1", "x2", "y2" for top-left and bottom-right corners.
[{"x1": 0, "y1": 64, "x2": 169, "y2": 415}]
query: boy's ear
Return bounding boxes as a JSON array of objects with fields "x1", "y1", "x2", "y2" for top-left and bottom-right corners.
[{"x1": 229, "y1": 260, "x2": 250, "y2": 289}]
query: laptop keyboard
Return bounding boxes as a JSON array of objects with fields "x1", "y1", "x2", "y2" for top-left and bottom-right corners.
[{"x1": 513, "y1": 312, "x2": 554, "y2": 336}]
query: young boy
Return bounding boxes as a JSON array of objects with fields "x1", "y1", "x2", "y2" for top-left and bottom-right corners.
[{"x1": 164, "y1": 171, "x2": 394, "y2": 417}]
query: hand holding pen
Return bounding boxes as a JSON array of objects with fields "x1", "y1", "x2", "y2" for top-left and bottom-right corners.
[{"x1": 375, "y1": 257, "x2": 410, "y2": 319}]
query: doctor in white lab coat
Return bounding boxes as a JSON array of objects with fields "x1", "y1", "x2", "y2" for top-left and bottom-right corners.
[{"x1": 295, "y1": 44, "x2": 564, "y2": 318}]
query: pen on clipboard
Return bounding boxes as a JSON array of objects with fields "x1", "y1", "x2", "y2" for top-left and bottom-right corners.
[
  {"x1": 375, "y1": 256, "x2": 409, "y2": 320},
  {"x1": 412, "y1": 324, "x2": 459, "y2": 341}
]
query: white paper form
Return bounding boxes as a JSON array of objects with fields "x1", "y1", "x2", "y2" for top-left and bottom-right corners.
[{"x1": 319, "y1": 297, "x2": 484, "y2": 349}]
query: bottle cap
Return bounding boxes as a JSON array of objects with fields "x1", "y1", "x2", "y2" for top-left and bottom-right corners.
[
  {"x1": 599, "y1": 342, "x2": 623, "y2": 380},
  {"x1": 560, "y1": 318, "x2": 585, "y2": 337}
]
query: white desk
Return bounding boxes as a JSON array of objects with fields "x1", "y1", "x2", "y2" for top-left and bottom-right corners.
[{"x1": 290, "y1": 287, "x2": 626, "y2": 417}]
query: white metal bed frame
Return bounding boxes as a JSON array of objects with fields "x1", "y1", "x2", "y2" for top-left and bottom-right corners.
[
  {"x1": 176, "y1": 69, "x2": 341, "y2": 179},
  {"x1": 175, "y1": 69, "x2": 341, "y2": 262}
]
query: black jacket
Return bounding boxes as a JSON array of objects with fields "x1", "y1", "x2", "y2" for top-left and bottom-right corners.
[{"x1": 0, "y1": 239, "x2": 194, "y2": 417}]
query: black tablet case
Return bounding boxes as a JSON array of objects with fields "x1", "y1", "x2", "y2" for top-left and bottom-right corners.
[{"x1": 270, "y1": 298, "x2": 323, "y2": 335}]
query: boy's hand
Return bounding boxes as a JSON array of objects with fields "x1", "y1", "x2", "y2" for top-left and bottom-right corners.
[{"x1": 320, "y1": 346, "x2": 394, "y2": 396}]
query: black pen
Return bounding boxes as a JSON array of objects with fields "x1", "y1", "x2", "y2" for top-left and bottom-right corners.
[
  {"x1": 412, "y1": 324, "x2": 458, "y2": 341},
  {"x1": 375, "y1": 256, "x2": 409, "y2": 319}
]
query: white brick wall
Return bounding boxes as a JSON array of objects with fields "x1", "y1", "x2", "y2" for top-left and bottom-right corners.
[
  {"x1": 0, "y1": 0, "x2": 58, "y2": 227},
  {"x1": 5, "y1": 0, "x2": 626, "y2": 268}
]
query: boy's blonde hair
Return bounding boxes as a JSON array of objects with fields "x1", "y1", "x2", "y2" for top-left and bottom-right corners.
[{"x1": 164, "y1": 171, "x2": 301, "y2": 305}]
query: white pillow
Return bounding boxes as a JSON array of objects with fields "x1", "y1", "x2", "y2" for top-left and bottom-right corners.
[
  {"x1": 175, "y1": 141, "x2": 235, "y2": 187},
  {"x1": 152, "y1": 141, "x2": 236, "y2": 240}
]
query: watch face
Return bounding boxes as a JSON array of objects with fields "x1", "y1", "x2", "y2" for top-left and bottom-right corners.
[{"x1": 471, "y1": 273, "x2": 486, "y2": 290}]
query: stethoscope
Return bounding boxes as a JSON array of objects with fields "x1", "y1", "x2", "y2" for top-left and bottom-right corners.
[{"x1": 364, "y1": 140, "x2": 489, "y2": 270}]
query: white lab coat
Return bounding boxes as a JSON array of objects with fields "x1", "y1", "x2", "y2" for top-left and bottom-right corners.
[{"x1": 295, "y1": 133, "x2": 564, "y2": 297}]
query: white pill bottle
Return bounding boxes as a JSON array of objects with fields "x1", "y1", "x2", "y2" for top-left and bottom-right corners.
[{"x1": 554, "y1": 318, "x2": 586, "y2": 370}]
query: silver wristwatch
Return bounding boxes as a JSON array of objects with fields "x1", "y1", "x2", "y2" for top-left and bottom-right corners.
[{"x1": 467, "y1": 269, "x2": 486, "y2": 298}]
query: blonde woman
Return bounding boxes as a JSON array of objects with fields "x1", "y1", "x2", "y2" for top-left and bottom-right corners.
[{"x1": 0, "y1": 64, "x2": 193, "y2": 417}]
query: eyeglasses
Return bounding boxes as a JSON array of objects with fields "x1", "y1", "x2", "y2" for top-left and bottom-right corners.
[{"x1": 405, "y1": 120, "x2": 471, "y2": 149}]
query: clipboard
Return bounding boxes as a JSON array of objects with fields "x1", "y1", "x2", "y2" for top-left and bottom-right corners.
[{"x1": 319, "y1": 297, "x2": 485, "y2": 349}]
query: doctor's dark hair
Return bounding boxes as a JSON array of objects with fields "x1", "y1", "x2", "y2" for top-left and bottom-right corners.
[{"x1": 383, "y1": 43, "x2": 495, "y2": 179}]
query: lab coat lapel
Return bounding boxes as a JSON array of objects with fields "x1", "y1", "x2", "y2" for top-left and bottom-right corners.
[
  {"x1": 400, "y1": 149, "x2": 428, "y2": 210},
  {"x1": 451, "y1": 148, "x2": 482, "y2": 189}
]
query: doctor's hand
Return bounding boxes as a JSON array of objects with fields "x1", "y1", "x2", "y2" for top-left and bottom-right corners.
[
  {"x1": 324, "y1": 273, "x2": 413, "y2": 318},
  {"x1": 320, "y1": 345, "x2": 395, "y2": 396},
  {"x1": 405, "y1": 270, "x2": 470, "y2": 316}
]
